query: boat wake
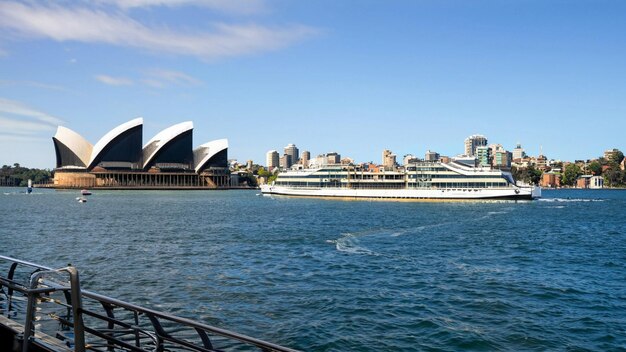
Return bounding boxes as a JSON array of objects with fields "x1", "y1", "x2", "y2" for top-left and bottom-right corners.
[
  {"x1": 538, "y1": 198, "x2": 604, "y2": 203},
  {"x1": 327, "y1": 233, "x2": 378, "y2": 256}
]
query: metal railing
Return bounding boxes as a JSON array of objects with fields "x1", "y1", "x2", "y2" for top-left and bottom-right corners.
[{"x1": 0, "y1": 255, "x2": 299, "y2": 352}]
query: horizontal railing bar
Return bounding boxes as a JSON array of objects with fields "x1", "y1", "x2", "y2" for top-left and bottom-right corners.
[{"x1": 0, "y1": 255, "x2": 300, "y2": 352}]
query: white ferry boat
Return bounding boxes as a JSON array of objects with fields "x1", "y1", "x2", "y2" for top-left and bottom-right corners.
[{"x1": 261, "y1": 160, "x2": 541, "y2": 200}]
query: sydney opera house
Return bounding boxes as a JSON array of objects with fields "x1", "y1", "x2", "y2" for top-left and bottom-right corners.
[{"x1": 52, "y1": 118, "x2": 229, "y2": 188}]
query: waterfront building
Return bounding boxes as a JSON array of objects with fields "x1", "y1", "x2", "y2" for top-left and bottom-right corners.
[
  {"x1": 284, "y1": 144, "x2": 299, "y2": 166},
  {"x1": 541, "y1": 172, "x2": 561, "y2": 188},
  {"x1": 512, "y1": 143, "x2": 526, "y2": 160},
  {"x1": 266, "y1": 150, "x2": 279, "y2": 170},
  {"x1": 576, "y1": 174, "x2": 603, "y2": 189},
  {"x1": 577, "y1": 175, "x2": 592, "y2": 189},
  {"x1": 476, "y1": 146, "x2": 491, "y2": 167},
  {"x1": 590, "y1": 176, "x2": 604, "y2": 189},
  {"x1": 52, "y1": 118, "x2": 229, "y2": 188},
  {"x1": 301, "y1": 150, "x2": 310, "y2": 168},
  {"x1": 425, "y1": 150, "x2": 440, "y2": 162},
  {"x1": 464, "y1": 134, "x2": 488, "y2": 157}
]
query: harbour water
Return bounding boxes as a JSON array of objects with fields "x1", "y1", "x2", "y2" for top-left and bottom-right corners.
[{"x1": 1, "y1": 188, "x2": 625, "y2": 351}]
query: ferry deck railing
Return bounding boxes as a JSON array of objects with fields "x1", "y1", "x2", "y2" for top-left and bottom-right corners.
[{"x1": 0, "y1": 255, "x2": 299, "y2": 352}]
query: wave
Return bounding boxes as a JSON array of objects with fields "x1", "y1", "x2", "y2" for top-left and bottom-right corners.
[
  {"x1": 538, "y1": 198, "x2": 605, "y2": 203},
  {"x1": 328, "y1": 233, "x2": 377, "y2": 256}
]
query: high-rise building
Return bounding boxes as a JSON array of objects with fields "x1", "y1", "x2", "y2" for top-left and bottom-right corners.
[
  {"x1": 284, "y1": 144, "x2": 299, "y2": 165},
  {"x1": 280, "y1": 154, "x2": 292, "y2": 169},
  {"x1": 476, "y1": 146, "x2": 491, "y2": 167},
  {"x1": 493, "y1": 150, "x2": 512, "y2": 168},
  {"x1": 382, "y1": 149, "x2": 396, "y2": 168},
  {"x1": 301, "y1": 150, "x2": 310, "y2": 168},
  {"x1": 512, "y1": 143, "x2": 526, "y2": 160},
  {"x1": 326, "y1": 152, "x2": 340, "y2": 164},
  {"x1": 464, "y1": 134, "x2": 488, "y2": 157},
  {"x1": 425, "y1": 150, "x2": 440, "y2": 162},
  {"x1": 604, "y1": 149, "x2": 623, "y2": 164},
  {"x1": 266, "y1": 150, "x2": 279, "y2": 169}
]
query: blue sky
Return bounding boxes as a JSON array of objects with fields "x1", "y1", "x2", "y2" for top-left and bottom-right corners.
[{"x1": 1, "y1": 0, "x2": 625, "y2": 168}]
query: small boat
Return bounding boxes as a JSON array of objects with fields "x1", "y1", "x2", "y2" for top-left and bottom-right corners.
[
  {"x1": 81, "y1": 189, "x2": 92, "y2": 196},
  {"x1": 27, "y1": 179, "x2": 33, "y2": 194},
  {"x1": 78, "y1": 197, "x2": 87, "y2": 203}
]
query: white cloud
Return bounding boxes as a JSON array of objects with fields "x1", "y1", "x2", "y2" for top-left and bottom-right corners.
[
  {"x1": 0, "y1": 98, "x2": 63, "y2": 153},
  {"x1": 0, "y1": 116, "x2": 57, "y2": 134},
  {"x1": 144, "y1": 69, "x2": 202, "y2": 87},
  {"x1": 0, "y1": 1, "x2": 317, "y2": 61},
  {"x1": 0, "y1": 80, "x2": 69, "y2": 92},
  {"x1": 95, "y1": 74, "x2": 134, "y2": 86},
  {"x1": 0, "y1": 98, "x2": 64, "y2": 126},
  {"x1": 100, "y1": 0, "x2": 266, "y2": 15}
]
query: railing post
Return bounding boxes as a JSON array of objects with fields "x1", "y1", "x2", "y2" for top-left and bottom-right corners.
[
  {"x1": 66, "y1": 266, "x2": 86, "y2": 352},
  {"x1": 21, "y1": 284, "x2": 38, "y2": 352}
]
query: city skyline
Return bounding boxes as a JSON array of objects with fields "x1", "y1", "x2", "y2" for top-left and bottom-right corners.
[{"x1": 1, "y1": 1, "x2": 626, "y2": 168}]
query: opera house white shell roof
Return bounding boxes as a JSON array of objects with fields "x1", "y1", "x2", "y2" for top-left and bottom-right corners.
[
  {"x1": 142, "y1": 121, "x2": 193, "y2": 169},
  {"x1": 193, "y1": 138, "x2": 229, "y2": 173},
  {"x1": 53, "y1": 126, "x2": 94, "y2": 168},
  {"x1": 53, "y1": 118, "x2": 227, "y2": 172}
]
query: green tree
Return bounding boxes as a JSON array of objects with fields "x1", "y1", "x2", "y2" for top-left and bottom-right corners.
[
  {"x1": 257, "y1": 167, "x2": 270, "y2": 177},
  {"x1": 562, "y1": 164, "x2": 582, "y2": 186},
  {"x1": 603, "y1": 168, "x2": 624, "y2": 187},
  {"x1": 588, "y1": 161, "x2": 602, "y2": 175},
  {"x1": 511, "y1": 166, "x2": 541, "y2": 185},
  {"x1": 608, "y1": 149, "x2": 624, "y2": 165}
]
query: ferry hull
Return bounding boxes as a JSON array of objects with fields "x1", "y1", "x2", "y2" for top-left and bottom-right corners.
[{"x1": 260, "y1": 185, "x2": 541, "y2": 201}]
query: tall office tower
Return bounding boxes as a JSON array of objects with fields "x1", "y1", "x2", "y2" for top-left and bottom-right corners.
[
  {"x1": 464, "y1": 134, "x2": 488, "y2": 157},
  {"x1": 284, "y1": 144, "x2": 299, "y2": 165},
  {"x1": 301, "y1": 150, "x2": 310, "y2": 168},
  {"x1": 266, "y1": 150, "x2": 279, "y2": 169}
]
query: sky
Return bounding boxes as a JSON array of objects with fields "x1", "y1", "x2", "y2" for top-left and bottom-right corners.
[{"x1": 1, "y1": 0, "x2": 625, "y2": 169}]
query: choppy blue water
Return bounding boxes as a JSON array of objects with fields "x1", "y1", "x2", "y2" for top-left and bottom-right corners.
[{"x1": 1, "y1": 188, "x2": 625, "y2": 351}]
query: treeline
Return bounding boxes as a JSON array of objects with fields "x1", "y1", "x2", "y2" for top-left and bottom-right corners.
[{"x1": 0, "y1": 163, "x2": 53, "y2": 187}]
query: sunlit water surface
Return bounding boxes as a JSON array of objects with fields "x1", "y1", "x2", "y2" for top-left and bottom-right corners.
[{"x1": 1, "y1": 188, "x2": 625, "y2": 351}]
